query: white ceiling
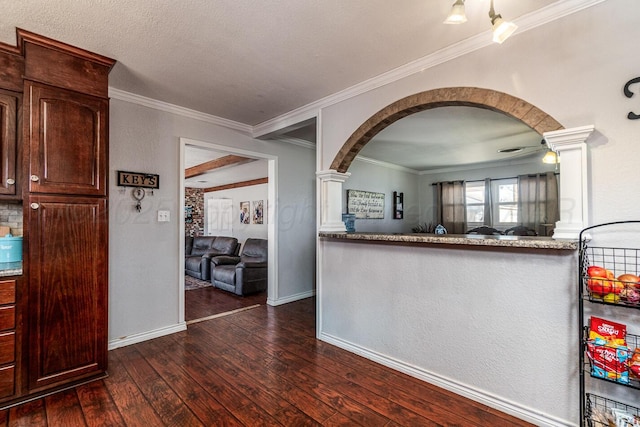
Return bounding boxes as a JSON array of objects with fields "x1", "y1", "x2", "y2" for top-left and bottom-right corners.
[
  {"x1": 361, "y1": 106, "x2": 544, "y2": 171},
  {"x1": 1, "y1": 0, "x2": 558, "y2": 126}
]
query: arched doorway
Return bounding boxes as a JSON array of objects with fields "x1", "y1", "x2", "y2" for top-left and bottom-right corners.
[{"x1": 330, "y1": 87, "x2": 564, "y2": 173}]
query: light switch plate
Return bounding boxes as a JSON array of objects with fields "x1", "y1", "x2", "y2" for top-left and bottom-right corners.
[{"x1": 157, "y1": 210, "x2": 170, "y2": 222}]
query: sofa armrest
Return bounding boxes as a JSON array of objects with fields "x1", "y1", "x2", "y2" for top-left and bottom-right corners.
[
  {"x1": 237, "y1": 261, "x2": 267, "y2": 269},
  {"x1": 201, "y1": 250, "x2": 232, "y2": 260},
  {"x1": 212, "y1": 255, "x2": 241, "y2": 266}
]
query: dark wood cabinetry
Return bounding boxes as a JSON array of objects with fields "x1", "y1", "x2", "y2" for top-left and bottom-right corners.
[
  {"x1": 0, "y1": 29, "x2": 114, "y2": 407},
  {"x1": 26, "y1": 83, "x2": 108, "y2": 196},
  {"x1": 0, "y1": 90, "x2": 20, "y2": 197},
  {"x1": 0, "y1": 280, "x2": 17, "y2": 399},
  {"x1": 26, "y1": 196, "x2": 107, "y2": 391}
]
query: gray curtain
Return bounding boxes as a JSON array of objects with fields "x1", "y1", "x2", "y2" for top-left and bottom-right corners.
[
  {"x1": 435, "y1": 180, "x2": 466, "y2": 234},
  {"x1": 483, "y1": 177, "x2": 493, "y2": 226},
  {"x1": 518, "y1": 172, "x2": 559, "y2": 236}
]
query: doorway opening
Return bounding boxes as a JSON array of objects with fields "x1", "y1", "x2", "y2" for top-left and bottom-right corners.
[{"x1": 178, "y1": 137, "x2": 278, "y2": 325}]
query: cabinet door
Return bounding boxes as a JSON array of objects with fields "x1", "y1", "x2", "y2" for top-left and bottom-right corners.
[
  {"x1": 27, "y1": 83, "x2": 107, "y2": 196},
  {"x1": 27, "y1": 196, "x2": 107, "y2": 391},
  {"x1": 0, "y1": 91, "x2": 18, "y2": 196}
]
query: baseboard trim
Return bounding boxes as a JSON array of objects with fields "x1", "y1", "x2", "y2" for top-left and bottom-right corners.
[
  {"x1": 108, "y1": 323, "x2": 187, "y2": 350},
  {"x1": 267, "y1": 289, "x2": 315, "y2": 306},
  {"x1": 318, "y1": 332, "x2": 573, "y2": 427}
]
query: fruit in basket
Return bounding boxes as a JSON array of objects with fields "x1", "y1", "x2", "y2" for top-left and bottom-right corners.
[
  {"x1": 602, "y1": 293, "x2": 620, "y2": 304},
  {"x1": 619, "y1": 287, "x2": 640, "y2": 304},
  {"x1": 610, "y1": 279, "x2": 625, "y2": 295},
  {"x1": 587, "y1": 278, "x2": 613, "y2": 295},
  {"x1": 587, "y1": 265, "x2": 608, "y2": 278},
  {"x1": 617, "y1": 273, "x2": 640, "y2": 290}
]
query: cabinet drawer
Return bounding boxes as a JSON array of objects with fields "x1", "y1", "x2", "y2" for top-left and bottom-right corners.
[
  {"x1": 0, "y1": 332, "x2": 14, "y2": 365},
  {"x1": 0, "y1": 365, "x2": 14, "y2": 399},
  {"x1": 0, "y1": 306, "x2": 14, "y2": 331},
  {"x1": 0, "y1": 281, "x2": 15, "y2": 305}
]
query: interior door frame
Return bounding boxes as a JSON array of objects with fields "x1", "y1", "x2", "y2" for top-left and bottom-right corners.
[{"x1": 178, "y1": 137, "x2": 278, "y2": 324}]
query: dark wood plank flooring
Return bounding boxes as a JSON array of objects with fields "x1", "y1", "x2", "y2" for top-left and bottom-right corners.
[
  {"x1": 2, "y1": 298, "x2": 534, "y2": 426},
  {"x1": 185, "y1": 284, "x2": 266, "y2": 321}
]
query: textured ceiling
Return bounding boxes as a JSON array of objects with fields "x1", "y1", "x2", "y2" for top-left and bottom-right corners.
[{"x1": 0, "y1": 0, "x2": 557, "y2": 126}]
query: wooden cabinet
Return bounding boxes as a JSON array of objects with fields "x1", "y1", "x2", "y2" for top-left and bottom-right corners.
[
  {"x1": 26, "y1": 196, "x2": 107, "y2": 391},
  {"x1": 0, "y1": 90, "x2": 20, "y2": 197},
  {"x1": 20, "y1": 31, "x2": 114, "y2": 398},
  {"x1": 26, "y1": 83, "x2": 107, "y2": 197},
  {"x1": 0, "y1": 280, "x2": 17, "y2": 399},
  {"x1": 0, "y1": 29, "x2": 114, "y2": 406}
]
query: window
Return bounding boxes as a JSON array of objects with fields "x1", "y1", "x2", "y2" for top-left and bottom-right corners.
[
  {"x1": 493, "y1": 178, "x2": 518, "y2": 226},
  {"x1": 465, "y1": 178, "x2": 518, "y2": 229},
  {"x1": 465, "y1": 181, "x2": 485, "y2": 227}
]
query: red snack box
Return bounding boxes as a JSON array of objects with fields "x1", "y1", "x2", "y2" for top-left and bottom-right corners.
[{"x1": 589, "y1": 317, "x2": 627, "y2": 346}]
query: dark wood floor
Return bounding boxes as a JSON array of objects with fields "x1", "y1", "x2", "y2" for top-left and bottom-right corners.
[
  {"x1": 185, "y1": 284, "x2": 266, "y2": 321},
  {"x1": 0, "y1": 298, "x2": 534, "y2": 426}
]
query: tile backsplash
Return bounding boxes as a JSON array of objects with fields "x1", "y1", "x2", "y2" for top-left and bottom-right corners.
[{"x1": 0, "y1": 202, "x2": 23, "y2": 236}]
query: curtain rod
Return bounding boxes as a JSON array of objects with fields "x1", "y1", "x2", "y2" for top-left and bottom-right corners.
[{"x1": 431, "y1": 172, "x2": 559, "y2": 185}]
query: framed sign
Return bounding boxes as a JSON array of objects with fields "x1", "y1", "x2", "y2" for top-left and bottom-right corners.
[
  {"x1": 117, "y1": 170, "x2": 160, "y2": 188},
  {"x1": 347, "y1": 189, "x2": 385, "y2": 219}
]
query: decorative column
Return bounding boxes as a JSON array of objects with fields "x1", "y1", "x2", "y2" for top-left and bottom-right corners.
[
  {"x1": 543, "y1": 125, "x2": 595, "y2": 240},
  {"x1": 317, "y1": 170, "x2": 351, "y2": 232}
]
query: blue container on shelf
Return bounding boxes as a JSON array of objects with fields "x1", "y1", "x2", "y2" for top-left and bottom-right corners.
[
  {"x1": 342, "y1": 213, "x2": 356, "y2": 233},
  {"x1": 0, "y1": 234, "x2": 22, "y2": 263}
]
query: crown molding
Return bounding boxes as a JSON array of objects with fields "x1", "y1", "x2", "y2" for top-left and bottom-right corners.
[
  {"x1": 274, "y1": 137, "x2": 316, "y2": 150},
  {"x1": 108, "y1": 87, "x2": 253, "y2": 135},
  {"x1": 354, "y1": 155, "x2": 419, "y2": 174},
  {"x1": 252, "y1": 0, "x2": 605, "y2": 138},
  {"x1": 417, "y1": 155, "x2": 546, "y2": 176},
  {"x1": 108, "y1": 0, "x2": 604, "y2": 140}
]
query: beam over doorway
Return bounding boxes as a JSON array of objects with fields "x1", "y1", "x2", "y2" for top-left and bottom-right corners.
[{"x1": 185, "y1": 155, "x2": 255, "y2": 178}]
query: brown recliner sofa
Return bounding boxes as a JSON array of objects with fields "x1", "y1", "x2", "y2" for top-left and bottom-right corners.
[
  {"x1": 210, "y1": 238, "x2": 267, "y2": 296},
  {"x1": 185, "y1": 235, "x2": 239, "y2": 280}
]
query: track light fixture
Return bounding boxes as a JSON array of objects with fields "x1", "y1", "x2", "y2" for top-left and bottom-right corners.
[
  {"x1": 443, "y1": 0, "x2": 518, "y2": 44},
  {"x1": 488, "y1": 0, "x2": 518, "y2": 44},
  {"x1": 443, "y1": 0, "x2": 467, "y2": 24}
]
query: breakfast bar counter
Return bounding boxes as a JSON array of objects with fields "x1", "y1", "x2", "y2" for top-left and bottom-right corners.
[{"x1": 319, "y1": 231, "x2": 578, "y2": 250}]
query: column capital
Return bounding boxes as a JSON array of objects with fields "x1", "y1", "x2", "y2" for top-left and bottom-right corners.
[
  {"x1": 542, "y1": 125, "x2": 595, "y2": 240},
  {"x1": 544, "y1": 125, "x2": 595, "y2": 151},
  {"x1": 316, "y1": 169, "x2": 351, "y2": 182}
]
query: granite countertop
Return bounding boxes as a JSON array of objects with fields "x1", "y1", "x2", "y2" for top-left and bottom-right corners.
[{"x1": 319, "y1": 232, "x2": 578, "y2": 250}]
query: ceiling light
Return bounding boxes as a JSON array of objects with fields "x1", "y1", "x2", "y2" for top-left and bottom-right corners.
[
  {"x1": 542, "y1": 150, "x2": 559, "y2": 164},
  {"x1": 489, "y1": 0, "x2": 517, "y2": 44},
  {"x1": 443, "y1": 0, "x2": 467, "y2": 24},
  {"x1": 443, "y1": 0, "x2": 517, "y2": 44}
]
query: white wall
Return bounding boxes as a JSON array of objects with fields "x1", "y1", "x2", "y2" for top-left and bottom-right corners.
[
  {"x1": 109, "y1": 99, "x2": 316, "y2": 346},
  {"x1": 317, "y1": 1, "x2": 640, "y2": 425},
  {"x1": 204, "y1": 182, "x2": 268, "y2": 244},
  {"x1": 344, "y1": 159, "x2": 419, "y2": 233}
]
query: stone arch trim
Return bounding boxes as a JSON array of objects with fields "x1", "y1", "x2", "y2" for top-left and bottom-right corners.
[{"x1": 329, "y1": 87, "x2": 564, "y2": 173}]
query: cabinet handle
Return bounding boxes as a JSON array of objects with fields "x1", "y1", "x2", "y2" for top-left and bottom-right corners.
[
  {"x1": 30, "y1": 203, "x2": 39, "y2": 210},
  {"x1": 30, "y1": 175, "x2": 39, "y2": 182},
  {"x1": 5, "y1": 178, "x2": 14, "y2": 185}
]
